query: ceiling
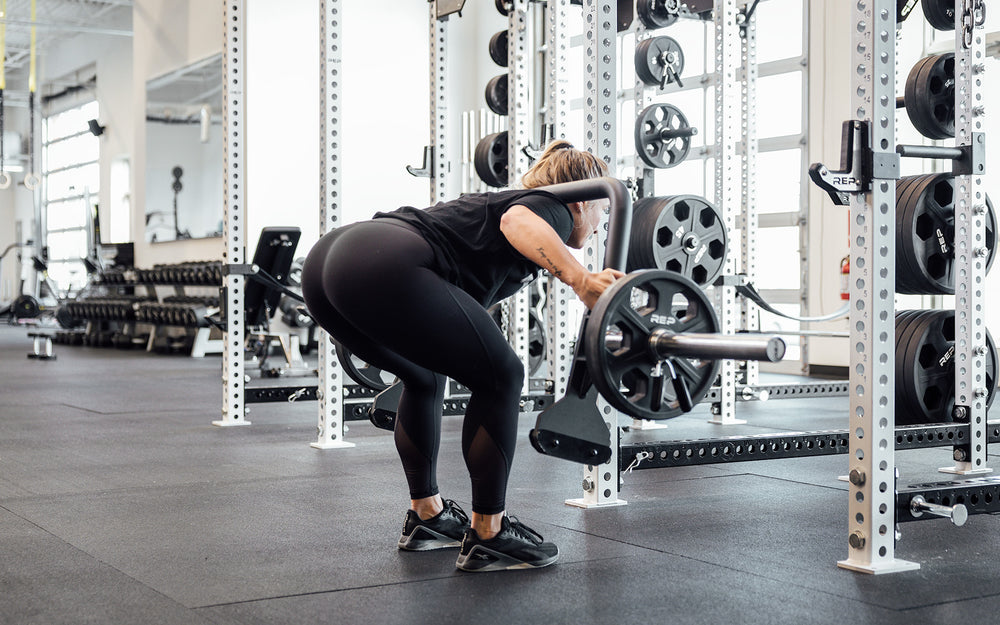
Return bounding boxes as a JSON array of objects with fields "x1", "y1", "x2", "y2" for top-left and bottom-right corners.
[{"x1": 1, "y1": 0, "x2": 133, "y2": 105}]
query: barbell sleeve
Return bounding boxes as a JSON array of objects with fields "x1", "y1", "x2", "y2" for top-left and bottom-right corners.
[{"x1": 648, "y1": 329, "x2": 786, "y2": 363}]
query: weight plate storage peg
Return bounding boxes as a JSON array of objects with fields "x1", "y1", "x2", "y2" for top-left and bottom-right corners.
[
  {"x1": 634, "y1": 36, "x2": 684, "y2": 89},
  {"x1": 474, "y1": 131, "x2": 509, "y2": 188},
  {"x1": 626, "y1": 195, "x2": 728, "y2": 287},
  {"x1": 484, "y1": 74, "x2": 508, "y2": 116},
  {"x1": 635, "y1": 103, "x2": 695, "y2": 169},
  {"x1": 584, "y1": 270, "x2": 723, "y2": 421},
  {"x1": 636, "y1": 0, "x2": 682, "y2": 30},
  {"x1": 903, "y1": 53, "x2": 955, "y2": 140},
  {"x1": 488, "y1": 30, "x2": 508, "y2": 67}
]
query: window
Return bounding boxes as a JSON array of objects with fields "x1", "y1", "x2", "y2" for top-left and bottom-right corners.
[{"x1": 42, "y1": 101, "x2": 100, "y2": 294}]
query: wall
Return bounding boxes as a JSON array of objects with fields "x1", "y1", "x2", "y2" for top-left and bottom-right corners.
[
  {"x1": 0, "y1": 106, "x2": 35, "y2": 301},
  {"x1": 803, "y1": 0, "x2": 852, "y2": 367},
  {"x1": 144, "y1": 121, "x2": 224, "y2": 241},
  {"x1": 133, "y1": 0, "x2": 224, "y2": 266}
]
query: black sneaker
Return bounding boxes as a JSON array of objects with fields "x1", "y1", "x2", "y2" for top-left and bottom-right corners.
[
  {"x1": 397, "y1": 499, "x2": 470, "y2": 551},
  {"x1": 455, "y1": 516, "x2": 559, "y2": 572}
]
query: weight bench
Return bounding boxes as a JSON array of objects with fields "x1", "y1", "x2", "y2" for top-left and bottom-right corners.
[
  {"x1": 27, "y1": 331, "x2": 56, "y2": 360},
  {"x1": 242, "y1": 227, "x2": 305, "y2": 369}
]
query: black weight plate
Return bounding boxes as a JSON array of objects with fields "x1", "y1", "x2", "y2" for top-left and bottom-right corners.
[
  {"x1": 484, "y1": 74, "x2": 508, "y2": 116},
  {"x1": 495, "y1": 0, "x2": 511, "y2": 16},
  {"x1": 906, "y1": 53, "x2": 955, "y2": 140},
  {"x1": 488, "y1": 305, "x2": 545, "y2": 376},
  {"x1": 894, "y1": 175, "x2": 925, "y2": 293},
  {"x1": 921, "y1": 0, "x2": 955, "y2": 30},
  {"x1": 897, "y1": 174, "x2": 939, "y2": 294},
  {"x1": 527, "y1": 310, "x2": 545, "y2": 376},
  {"x1": 634, "y1": 36, "x2": 684, "y2": 87},
  {"x1": 474, "y1": 131, "x2": 509, "y2": 188},
  {"x1": 894, "y1": 309, "x2": 928, "y2": 418},
  {"x1": 489, "y1": 30, "x2": 508, "y2": 67},
  {"x1": 899, "y1": 311, "x2": 998, "y2": 423},
  {"x1": 898, "y1": 310, "x2": 946, "y2": 424},
  {"x1": 335, "y1": 341, "x2": 394, "y2": 392},
  {"x1": 55, "y1": 306, "x2": 82, "y2": 329},
  {"x1": 986, "y1": 193, "x2": 997, "y2": 277},
  {"x1": 900, "y1": 174, "x2": 953, "y2": 294},
  {"x1": 636, "y1": 0, "x2": 680, "y2": 30},
  {"x1": 895, "y1": 309, "x2": 926, "y2": 417},
  {"x1": 902, "y1": 55, "x2": 938, "y2": 139},
  {"x1": 12, "y1": 294, "x2": 41, "y2": 318},
  {"x1": 635, "y1": 103, "x2": 692, "y2": 169},
  {"x1": 626, "y1": 195, "x2": 728, "y2": 287},
  {"x1": 585, "y1": 269, "x2": 721, "y2": 421}
]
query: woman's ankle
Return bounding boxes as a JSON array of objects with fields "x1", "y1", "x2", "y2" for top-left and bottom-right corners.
[
  {"x1": 471, "y1": 511, "x2": 504, "y2": 540},
  {"x1": 411, "y1": 494, "x2": 444, "y2": 520}
]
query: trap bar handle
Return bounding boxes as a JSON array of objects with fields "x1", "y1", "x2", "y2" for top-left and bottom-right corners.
[
  {"x1": 540, "y1": 177, "x2": 632, "y2": 272},
  {"x1": 648, "y1": 330, "x2": 786, "y2": 363}
]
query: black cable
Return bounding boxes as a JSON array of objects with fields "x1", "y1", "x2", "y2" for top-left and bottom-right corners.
[{"x1": 247, "y1": 268, "x2": 306, "y2": 303}]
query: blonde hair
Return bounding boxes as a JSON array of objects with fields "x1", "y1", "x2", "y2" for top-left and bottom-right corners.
[{"x1": 520, "y1": 140, "x2": 609, "y2": 189}]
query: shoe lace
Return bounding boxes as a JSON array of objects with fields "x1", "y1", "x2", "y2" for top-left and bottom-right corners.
[
  {"x1": 442, "y1": 499, "x2": 470, "y2": 525},
  {"x1": 505, "y1": 516, "x2": 543, "y2": 545}
]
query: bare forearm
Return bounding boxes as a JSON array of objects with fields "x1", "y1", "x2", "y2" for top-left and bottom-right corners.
[{"x1": 500, "y1": 208, "x2": 586, "y2": 290}]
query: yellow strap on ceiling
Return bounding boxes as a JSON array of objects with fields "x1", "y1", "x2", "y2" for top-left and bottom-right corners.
[{"x1": 29, "y1": 0, "x2": 37, "y2": 93}]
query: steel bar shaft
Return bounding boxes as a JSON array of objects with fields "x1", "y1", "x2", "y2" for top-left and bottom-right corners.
[
  {"x1": 649, "y1": 330, "x2": 785, "y2": 362},
  {"x1": 896, "y1": 144, "x2": 965, "y2": 160}
]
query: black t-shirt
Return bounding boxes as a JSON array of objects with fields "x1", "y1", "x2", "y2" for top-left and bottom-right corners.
[{"x1": 373, "y1": 189, "x2": 573, "y2": 307}]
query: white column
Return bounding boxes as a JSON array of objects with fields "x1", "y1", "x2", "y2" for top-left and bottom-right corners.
[
  {"x1": 215, "y1": 0, "x2": 249, "y2": 428},
  {"x1": 310, "y1": 0, "x2": 353, "y2": 450}
]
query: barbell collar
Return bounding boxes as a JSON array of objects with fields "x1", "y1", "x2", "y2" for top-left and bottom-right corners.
[{"x1": 648, "y1": 329, "x2": 786, "y2": 363}]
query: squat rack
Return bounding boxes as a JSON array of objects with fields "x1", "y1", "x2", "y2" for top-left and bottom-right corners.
[
  {"x1": 831, "y1": 0, "x2": 992, "y2": 573},
  {"x1": 215, "y1": 0, "x2": 355, "y2": 451}
]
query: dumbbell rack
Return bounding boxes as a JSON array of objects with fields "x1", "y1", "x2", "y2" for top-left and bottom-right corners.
[{"x1": 57, "y1": 266, "x2": 222, "y2": 356}]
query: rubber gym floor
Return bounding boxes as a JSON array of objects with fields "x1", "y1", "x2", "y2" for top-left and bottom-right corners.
[{"x1": 3, "y1": 324, "x2": 1000, "y2": 625}]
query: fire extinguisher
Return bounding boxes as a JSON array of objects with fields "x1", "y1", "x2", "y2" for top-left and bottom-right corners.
[{"x1": 840, "y1": 255, "x2": 850, "y2": 300}]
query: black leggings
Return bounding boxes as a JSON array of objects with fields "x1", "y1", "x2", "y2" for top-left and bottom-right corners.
[{"x1": 301, "y1": 220, "x2": 524, "y2": 515}]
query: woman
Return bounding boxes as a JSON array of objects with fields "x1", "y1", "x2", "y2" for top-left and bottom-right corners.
[{"x1": 301, "y1": 140, "x2": 623, "y2": 572}]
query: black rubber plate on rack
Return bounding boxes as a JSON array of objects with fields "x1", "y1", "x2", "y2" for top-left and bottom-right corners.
[{"x1": 626, "y1": 195, "x2": 727, "y2": 287}]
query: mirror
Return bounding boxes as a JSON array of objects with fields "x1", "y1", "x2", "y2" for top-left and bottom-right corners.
[{"x1": 144, "y1": 53, "x2": 224, "y2": 242}]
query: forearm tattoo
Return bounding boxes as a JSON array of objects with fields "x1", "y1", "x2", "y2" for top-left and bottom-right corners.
[{"x1": 535, "y1": 246, "x2": 563, "y2": 279}]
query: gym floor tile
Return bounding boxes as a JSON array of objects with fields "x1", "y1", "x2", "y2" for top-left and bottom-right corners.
[
  {"x1": 2, "y1": 325, "x2": 999, "y2": 624},
  {"x1": 0, "y1": 507, "x2": 216, "y2": 625},
  {"x1": 197, "y1": 554, "x2": 911, "y2": 625}
]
